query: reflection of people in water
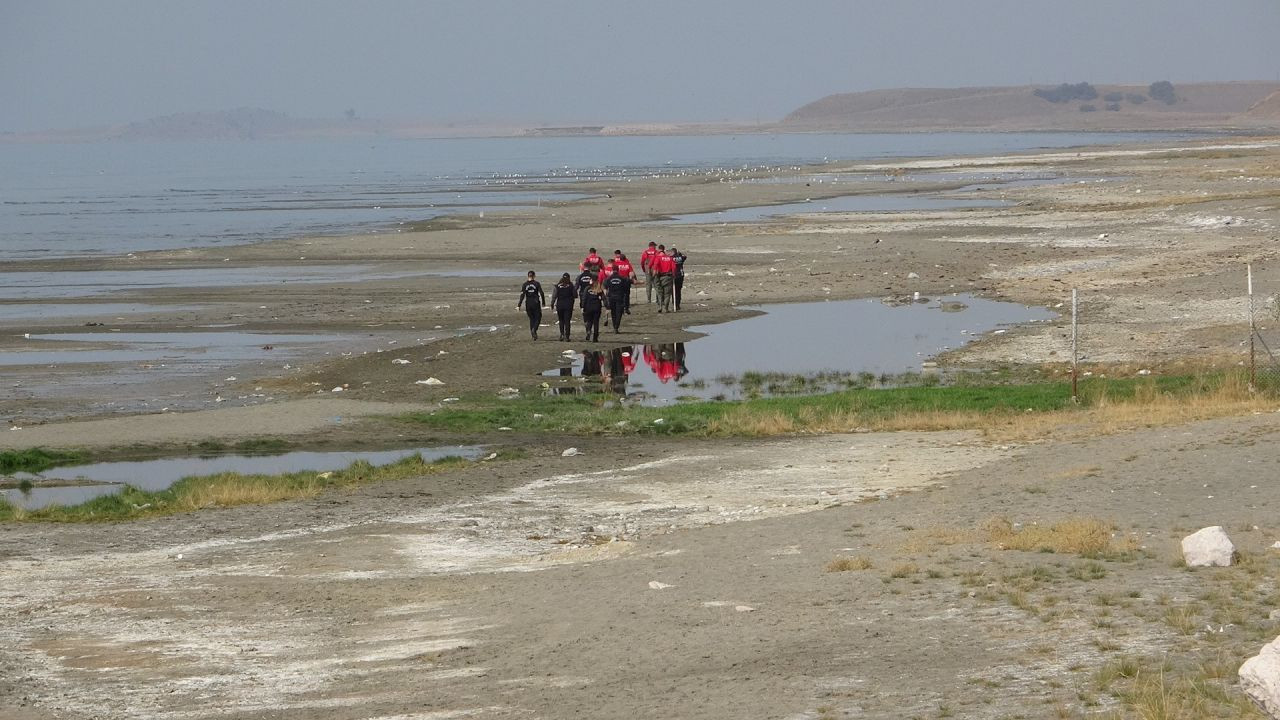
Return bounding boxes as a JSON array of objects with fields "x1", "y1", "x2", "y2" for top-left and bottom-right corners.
[
  {"x1": 601, "y1": 347, "x2": 630, "y2": 395},
  {"x1": 581, "y1": 349, "x2": 603, "y2": 377},
  {"x1": 642, "y1": 342, "x2": 687, "y2": 383}
]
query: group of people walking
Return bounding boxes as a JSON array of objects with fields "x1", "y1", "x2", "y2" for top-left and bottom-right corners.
[{"x1": 516, "y1": 243, "x2": 688, "y2": 341}]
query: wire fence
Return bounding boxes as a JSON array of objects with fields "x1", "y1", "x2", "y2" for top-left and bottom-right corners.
[
  {"x1": 1248, "y1": 264, "x2": 1280, "y2": 391},
  {"x1": 1063, "y1": 265, "x2": 1280, "y2": 401}
]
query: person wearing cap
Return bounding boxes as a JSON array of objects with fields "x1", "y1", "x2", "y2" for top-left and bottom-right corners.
[
  {"x1": 604, "y1": 262, "x2": 630, "y2": 333},
  {"x1": 550, "y1": 272, "x2": 577, "y2": 341},
  {"x1": 670, "y1": 246, "x2": 688, "y2": 312},
  {"x1": 516, "y1": 270, "x2": 546, "y2": 340},
  {"x1": 614, "y1": 253, "x2": 637, "y2": 314},
  {"x1": 639, "y1": 241, "x2": 660, "y2": 304},
  {"x1": 580, "y1": 277, "x2": 604, "y2": 342}
]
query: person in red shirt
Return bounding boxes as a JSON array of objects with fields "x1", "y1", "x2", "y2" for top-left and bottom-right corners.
[
  {"x1": 652, "y1": 248, "x2": 676, "y2": 313},
  {"x1": 639, "y1": 242, "x2": 660, "y2": 304},
  {"x1": 580, "y1": 247, "x2": 604, "y2": 273},
  {"x1": 614, "y1": 253, "x2": 636, "y2": 314}
]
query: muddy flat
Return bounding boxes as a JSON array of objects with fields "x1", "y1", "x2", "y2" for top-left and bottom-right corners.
[{"x1": 4, "y1": 136, "x2": 1280, "y2": 718}]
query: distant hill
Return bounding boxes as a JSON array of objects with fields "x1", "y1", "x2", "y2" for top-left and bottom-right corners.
[
  {"x1": 1243, "y1": 91, "x2": 1280, "y2": 121},
  {"x1": 782, "y1": 82, "x2": 1280, "y2": 131}
]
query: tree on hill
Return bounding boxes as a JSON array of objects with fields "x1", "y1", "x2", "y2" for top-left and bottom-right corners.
[
  {"x1": 1033, "y1": 82, "x2": 1099, "y2": 104},
  {"x1": 1149, "y1": 81, "x2": 1177, "y2": 105}
]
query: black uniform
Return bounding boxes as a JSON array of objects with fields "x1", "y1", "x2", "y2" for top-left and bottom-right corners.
[
  {"x1": 672, "y1": 251, "x2": 687, "y2": 311},
  {"x1": 604, "y1": 274, "x2": 630, "y2": 332},
  {"x1": 581, "y1": 287, "x2": 603, "y2": 342},
  {"x1": 517, "y1": 279, "x2": 546, "y2": 339},
  {"x1": 576, "y1": 270, "x2": 597, "y2": 304},
  {"x1": 550, "y1": 282, "x2": 577, "y2": 341}
]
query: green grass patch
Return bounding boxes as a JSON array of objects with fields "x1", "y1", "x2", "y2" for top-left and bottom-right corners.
[
  {"x1": 405, "y1": 371, "x2": 1263, "y2": 438},
  {"x1": 0, "y1": 452, "x2": 485, "y2": 523},
  {"x1": 0, "y1": 448, "x2": 85, "y2": 474}
]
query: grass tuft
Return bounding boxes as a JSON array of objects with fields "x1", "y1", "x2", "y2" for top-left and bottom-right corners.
[
  {"x1": 983, "y1": 516, "x2": 1138, "y2": 559},
  {"x1": 825, "y1": 555, "x2": 873, "y2": 572}
]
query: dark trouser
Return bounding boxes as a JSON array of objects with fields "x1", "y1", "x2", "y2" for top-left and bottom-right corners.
[
  {"x1": 645, "y1": 270, "x2": 656, "y2": 302},
  {"x1": 583, "y1": 309, "x2": 601, "y2": 341},
  {"x1": 674, "y1": 274, "x2": 684, "y2": 311},
  {"x1": 525, "y1": 306, "x2": 541, "y2": 338},
  {"x1": 609, "y1": 301, "x2": 624, "y2": 332},
  {"x1": 556, "y1": 307, "x2": 573, "y2": 339}
]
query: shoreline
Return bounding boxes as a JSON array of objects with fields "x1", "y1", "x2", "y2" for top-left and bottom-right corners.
[
  {"x1": 0, "y1": 133, "x2": 1277, "y2": 446},
  {"x1": 5, "y1": 133, "x2": 1280, "y2": 719}
]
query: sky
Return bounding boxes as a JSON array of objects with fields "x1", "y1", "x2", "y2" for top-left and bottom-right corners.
[{"x1": 1, "y1": 0, "x2": 1278, "y2": 132}]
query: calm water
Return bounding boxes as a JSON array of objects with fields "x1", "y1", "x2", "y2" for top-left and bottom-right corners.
[
  {"x1": 0, "y1": 132, "x2": 1196, "y2": 260},
  {"x1": 3, "y1": 445, "x2": 483, "y2": 511},
  {"x1": 545, "y1": 295, "x2": 1057, "y2": 402}
]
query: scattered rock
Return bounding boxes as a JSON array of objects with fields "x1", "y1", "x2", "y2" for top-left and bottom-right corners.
[
  {"x1": 415, "y1": 377, "x2": 445, "y2": 386},
  {"x1": 907, "y1": 272, "x2": 920, "y2": 279},
  {"x1": 331, "y1": 387, "x2": 344, "y2": 393},
  {"x1": 561, "y1": 447, "x2": 581, "y2": 457},
  {"x1": 648, "y1": 581, "x2": 673, "y2": 590},
  {"x1": 392, "y1": 358, "x2": 411, "y2": 365},
  {"x1": 1240, "y1": 636, "x2": 1280, "y2": 718},
  {"x1": 1182, "y1": 526, "x2": 1236, "y2": 567},
  {"x1": 735, "y1": 605, "x2": 755, "y2": 613}
]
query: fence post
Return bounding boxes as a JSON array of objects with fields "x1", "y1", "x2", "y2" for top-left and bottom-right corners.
[
  {"x1": 1249, "y1": 264, "x2": 1256, "y2": 390},
  {"x1": 1071, "y1": 288, "x2": 1079, "y2": 403}
]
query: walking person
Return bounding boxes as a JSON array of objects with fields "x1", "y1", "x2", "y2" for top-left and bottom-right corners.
[
  {"x1": 550, "y1": 272, "x2": 576, "y2": 341},
  {"x1": 604, "y1": 262, "x2": 630, "y2": 333},
  {"x1": 581, "y1": 278, "x2": 604, "y2": 342},
  {"x1": 580, "y1": 247, "x2": 604, "y2": 274},
  {"x1": 516, "y1": 270, "x2": 546, "y2": 340},
  {"x1": 670, "y1": 246, "x2": 687, "y2": 311},
  {"x1": 614, "y1": 252, "x2": 636, "y2": 314},
  {"x1": 653, "y1": 246, "x2": 675, "y2": 313},
  {"x1": 639, "y1": 241, "x2": 660, "y2": 304}
]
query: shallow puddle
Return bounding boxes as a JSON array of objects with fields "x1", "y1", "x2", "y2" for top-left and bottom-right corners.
[
  {"x1": 2, "y1": 331, "x2": 345, "y2": 367},
  {"x1": 544, "y1": 295, "x2": 1055, "y2": 402},
  {"x1": 0, "y1": 265, "x2": 518, "y2": 301},
  {"x1": 0, "y1": 303, "x2": 197, "y2": 321},
  {"x1": 650, "y1": 193, "x2": 1009, "y2": 224},
  {"x1": 3, "y1": 445, "x2": 483, "y2": 511}
]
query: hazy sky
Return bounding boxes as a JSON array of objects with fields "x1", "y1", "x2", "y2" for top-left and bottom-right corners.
[{"x1": 2, "y1": 0, "x2": 1277, "y2": 132}]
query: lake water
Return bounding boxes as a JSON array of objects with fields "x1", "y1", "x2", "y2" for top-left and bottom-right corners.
[
  {"x1": 545, "y1": 295, "x2": 1057, "y2": 402},
  {"x1": 3, "y1": 445, "x2": 484, "y2": 511},
  {"x1": 0, "y1": 132, "x2": 1197, "y2": 260}
]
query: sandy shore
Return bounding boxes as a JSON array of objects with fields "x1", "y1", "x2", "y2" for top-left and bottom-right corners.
[{"x1": 4, "y1": 135, "x2": 1280, "y2": 718}]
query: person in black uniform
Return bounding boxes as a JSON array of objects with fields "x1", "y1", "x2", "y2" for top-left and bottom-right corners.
[
  {"x1": 516, "y1": 270, "x2": 546, "y2": 340},
  {"x1": 576, "y1": 268, "x2": 597, "y2": 304},
  {"x1": 670, "y1": 246, "x2": 687, "y2": 312},
  {"x1": 550, "y1": 272, "x2": 577, "y2": 341},
  {"x1": 581, "y1": 278, "x2": 604, "y2": 342},
  {"x1": 604, "y1": 262, "x2": 630, "y2": 333}
]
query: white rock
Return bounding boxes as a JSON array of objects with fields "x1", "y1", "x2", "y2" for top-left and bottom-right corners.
[
  {"x1": 497, "y1": 426, "x2": 513, "y2": 431},
  {"x1": 1240, "y1": 636, "x2": 1280, "y2": 718},
  {"x1": 652, "y1": 418, "x2": 665, "y2": 425},
  {"x1": 735, "y1": 605, "x2": 756, "y2": 613},
  {"x1": 392, "y1": 358, "x2": 411, "y2": 365},
  {"x1": 561, "y1": 447, "x2": 581, "y2": 457},
  {"x1": 907, "y1": 272, "x2": 920, "y2": 279},
  {"x1": 331, "y1": 387, "x2": 344, "y2": 392},
  {"x1": 415, "y1": 377, "x2": 445, "y2": 386},
  {"x1": 1182, "y1": 526, "x2": 1236, "y2": 567},
  {"x1": 442, "y1": 397, "x2": 460, "y2": 403},
  {"x1": 648, "y1": 581, "x2": 673, "y2": 590}
]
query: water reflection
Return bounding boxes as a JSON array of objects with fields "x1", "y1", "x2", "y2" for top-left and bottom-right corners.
[{"x1": 556, "y1": 344, "x2": 690, "y2": 397}]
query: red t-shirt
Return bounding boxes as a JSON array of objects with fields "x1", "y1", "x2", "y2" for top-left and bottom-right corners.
[
  {"x1": 615, "y1": 259, "x2": 635, "y2": 279},
  {"x1": 640, "y1": 247, "x2": 659, "y2": 271},
  {"x1": 581, "y1": 253, "x2": 603, "y2": 271},
  {"x1": 653, "y1": 253, "x2": 675, "y2": 274}
]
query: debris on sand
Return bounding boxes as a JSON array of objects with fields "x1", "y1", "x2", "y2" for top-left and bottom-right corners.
[
  {"x1": 561, "y1": 447, "x2": 581, "y2": 457},
  {"x1": 415, "y1": 378, "x2": 445, "y2": 386},
  {"x1": 648, "y1": 581, "x2": 673, "y2": 590}
]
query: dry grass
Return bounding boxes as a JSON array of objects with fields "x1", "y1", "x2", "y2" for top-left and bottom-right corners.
[
  {"x1": 824, "y1": 555, "x2": 873, "y2": 572},
  {"x1": 983, "y1": 516, "x2": 1139, "y2": 558},
  {"x1": 705, "y1": 371, "x2": 1274, "y2": 443}
]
